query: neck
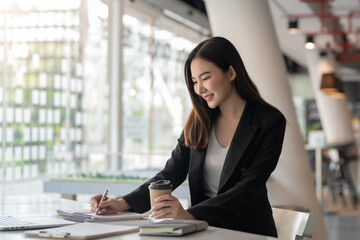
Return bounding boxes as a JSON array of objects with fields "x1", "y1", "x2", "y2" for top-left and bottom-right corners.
[{"x1": 219, "y1": 89, "x2": 246, "y2": 120}]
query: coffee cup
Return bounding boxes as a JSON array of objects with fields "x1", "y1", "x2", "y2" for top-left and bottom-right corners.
[{"x1": 148, "y1": 180, "x2": 173, "y2": 208}]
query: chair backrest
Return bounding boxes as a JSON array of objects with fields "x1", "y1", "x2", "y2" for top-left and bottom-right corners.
[{"x1": 272, "y1": 207, "x2": 315, "y2": 240}]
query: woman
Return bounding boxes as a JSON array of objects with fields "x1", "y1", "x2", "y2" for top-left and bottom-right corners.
[{"x1": 90, "y1": 36, "x2": 286, "y2": 237}]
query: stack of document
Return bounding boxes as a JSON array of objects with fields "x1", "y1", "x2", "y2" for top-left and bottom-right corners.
[{"x1": 56, "y1": 209, "x2": 148, "y2": 223}]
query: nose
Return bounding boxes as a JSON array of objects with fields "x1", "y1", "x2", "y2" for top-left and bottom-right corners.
[{"x1": 195, "y1": 81, "x2": 206, "y2": 94}]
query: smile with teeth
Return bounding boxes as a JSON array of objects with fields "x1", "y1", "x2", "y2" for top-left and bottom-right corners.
[{"x1": 203, "y1": 94, "x2": 214, "y2": 102}]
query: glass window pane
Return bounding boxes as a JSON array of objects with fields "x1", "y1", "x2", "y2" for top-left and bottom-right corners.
[
  {"x1": 122, "y1": 5, "x2": 205, "y2": 169},
  {"x1": 122, "y1": 12, "x2": 152, "y2": 155}
]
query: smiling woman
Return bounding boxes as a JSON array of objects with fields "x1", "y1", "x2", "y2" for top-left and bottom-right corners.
[
  {"x1": 183, "y1": 37, "x2": 282, "y2": 151},
  {"x1": 90, "y1": 36, "x2": 286, "y2": 238}
]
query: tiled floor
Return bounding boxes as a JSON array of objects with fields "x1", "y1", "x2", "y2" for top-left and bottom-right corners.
[
  {"x1": 324, "y1": 214, "x2": 360, "y2": 240},
  {"x1": 322, "y1": 188, "x2": 360, "y2": 240}
]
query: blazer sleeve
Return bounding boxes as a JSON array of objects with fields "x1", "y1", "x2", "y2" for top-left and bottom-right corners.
[
  {"x1": 187, "y1": 113, "x2": 286, "y2": 223},
  {"x1": 122, "y1": 132, "x2": 190, "y2": 213}
]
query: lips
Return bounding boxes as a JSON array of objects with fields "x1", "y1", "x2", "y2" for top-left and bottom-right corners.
[{"x1": 203, "y1": 94, "x2": 214, "y2": 102}]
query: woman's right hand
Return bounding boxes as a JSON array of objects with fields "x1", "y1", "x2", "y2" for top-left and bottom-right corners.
[{"x1": 90, "y1": 194, "x2": 131, "y2": 215}]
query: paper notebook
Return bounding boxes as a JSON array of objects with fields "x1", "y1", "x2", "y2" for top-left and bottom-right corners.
[
  {"x1": 56, "y1": 209, "x2": 92, "y2": 216},
  {"x1": 57, "y1": 209, "x2": 148, "y2": 223},
  {"x1": 139, "y1": 219, "x2": 208, "y2": 236},
  {"x1": 25, "y1": 222, "x2": 138, "y2": 239}
]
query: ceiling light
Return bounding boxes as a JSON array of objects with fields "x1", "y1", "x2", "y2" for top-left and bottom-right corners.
[
  {"x1": 305, "y1": 35, "x2": 316, "y2": 49},
  {"x1": 288, "y1": 19, "x2": 298, "y2": 34},
  {"x1": 320, "y1": 73, "x2": 344, "y2": 97}
]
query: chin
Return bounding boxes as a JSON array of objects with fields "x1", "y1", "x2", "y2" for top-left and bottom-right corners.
[{"x1": 206, "y1": 102, "x2": 218, "y2": 109}]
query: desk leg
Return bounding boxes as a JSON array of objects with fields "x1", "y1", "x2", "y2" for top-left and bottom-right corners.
[
  {"x1": 315, "y1": 148, "x2": 322, "y2": 206},
  {"x1": 61, "y1": 194, "x2": 77, "y2": 201}
]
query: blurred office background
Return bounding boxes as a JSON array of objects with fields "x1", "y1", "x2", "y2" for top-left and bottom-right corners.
[
  {"x1": 1, "y1": 0, "x2": 360, "y2": 239},
  {"x1": 0, "y1": 0, "x2": 205, "y2": 183}
]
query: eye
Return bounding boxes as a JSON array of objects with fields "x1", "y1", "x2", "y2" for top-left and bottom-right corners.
[{"x1": 193, "y1": 81, "x2": 198, "y2": 85}]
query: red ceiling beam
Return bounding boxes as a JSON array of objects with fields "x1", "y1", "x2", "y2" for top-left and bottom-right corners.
[
  {"x1": 288, "y1": 0, "x2": 360, "y2": 63},
  {"x1": 340, "y1": 53, "x2": 360, "y2": 63}
]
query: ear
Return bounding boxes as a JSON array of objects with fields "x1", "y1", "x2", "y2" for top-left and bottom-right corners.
[{"x1": 227, "y1": 66, "x2": 236, "y2": 81}]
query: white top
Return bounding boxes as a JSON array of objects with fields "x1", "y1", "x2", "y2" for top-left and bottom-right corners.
[{"x1": 202, "y1": 127, "x2": 229, "y2": 198}]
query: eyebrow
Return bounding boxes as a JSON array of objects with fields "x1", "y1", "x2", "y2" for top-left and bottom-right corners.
[{"x1": 192, "y1": 71, "x2": 211, "y2": 80}]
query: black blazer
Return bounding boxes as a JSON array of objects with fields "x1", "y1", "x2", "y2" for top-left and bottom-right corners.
[{"x1": 123, "y1": 101, "x2": 286, "y2": 237}]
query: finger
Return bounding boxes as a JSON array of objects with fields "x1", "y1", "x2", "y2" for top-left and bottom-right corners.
[
  {"x1": 151, "y1": 209, "x2": 172, "y2": 219},
  {"x1": 89, "y1": 194, "x2": 103, "y2": 207},
  {"x1": 96, "y1": 205, "x2": 114, "y2": 215},
  {"x1": 97, "y1": 208, "x2": 106, "y2": 215},
  {"x1": 90, "y1": 193, "x2": 103, "y2": 202},
  {"x1": 90, "y1": 204, "x2": 97, "y2": 213},
  {"x1": 152, "y1": 200, "x2": 177, "y2": 213},
  {"x1": 152, "y1": 197, "x2": 179, "y2": 212},
  {"x1": 155, "y1": 194, "x2": 174, "y2": 202},
  {"x1": 98, "y1": 198, "x2": 115, "y2": 208},
  {"x1": 151, "y1": 201, "x2": 169, "y2": 212},
  {"x1": 98, "y1": 208, "x2": 119, "y2": 215}
]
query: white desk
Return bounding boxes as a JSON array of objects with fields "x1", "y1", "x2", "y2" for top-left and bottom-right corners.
[{"x1": 0, "y1": 195, "x2": 277, "y2": 240}]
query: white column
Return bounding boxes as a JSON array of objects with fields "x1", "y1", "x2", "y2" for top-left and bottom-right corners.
[
  {"x1": 204, "y1": 0, "x2": 327, "y2": 239},
  {"x1": 305, "y1": 49, "x2": 358, "y2": 196},
  {"x1": 108, "y1": 0, "x2": 124, "y2": 170},
  {"x1": 305, "y1": 50, "x2": 355, "y2": 145}
]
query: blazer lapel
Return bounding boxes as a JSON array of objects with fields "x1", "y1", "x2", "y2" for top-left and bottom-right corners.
[{"x1": 218, "y1": 103, "x2": 258, "y2": 193}]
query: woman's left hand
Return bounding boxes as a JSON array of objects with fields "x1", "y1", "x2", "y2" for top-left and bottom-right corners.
[{"x1": 150, "y1": 194, "x2": 195, "y2": 220}]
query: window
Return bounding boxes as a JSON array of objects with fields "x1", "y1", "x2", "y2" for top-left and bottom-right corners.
[
  {"x1": 0, "y1": 0, "x2": 109, "y2": 181},
  {"x1": 0, "y1": 0, "x2": 206, "y2": 182},
  {"x1": 121, "y1": 3, "x2": 204, "y2": 169}
]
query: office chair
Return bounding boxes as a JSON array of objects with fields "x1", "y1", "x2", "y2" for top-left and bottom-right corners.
[{"x1": 272, "y1": 207, "x2": 315, "y2": 240}]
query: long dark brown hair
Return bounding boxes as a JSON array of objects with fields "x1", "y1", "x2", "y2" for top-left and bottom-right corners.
[{"x1": 183, "y1": 36, "x2": 280, "y2": 150}]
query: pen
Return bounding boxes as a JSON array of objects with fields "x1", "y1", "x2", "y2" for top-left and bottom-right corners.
[{"x1": 95, "y1": 189, "x2": 108, "y2": 215}]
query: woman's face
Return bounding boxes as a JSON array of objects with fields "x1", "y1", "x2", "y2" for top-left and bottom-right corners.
[{"x1": 190, "y1": 58, "x2": 235, "y2": 109}]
